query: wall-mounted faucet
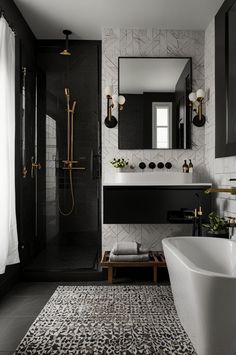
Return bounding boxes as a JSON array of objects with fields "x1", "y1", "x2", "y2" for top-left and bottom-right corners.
[{"x1": 205, "y1": 187, "x2": 236, "y2": 195}]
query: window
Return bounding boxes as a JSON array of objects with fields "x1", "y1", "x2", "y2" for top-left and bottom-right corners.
[{"x1": 152, "y1": 102, "x2": 172, "y2": 149}]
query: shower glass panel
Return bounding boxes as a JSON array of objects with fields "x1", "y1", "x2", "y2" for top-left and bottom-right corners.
[{"x1": 26, "y1": 40, "x2": 101, "y2": 275}]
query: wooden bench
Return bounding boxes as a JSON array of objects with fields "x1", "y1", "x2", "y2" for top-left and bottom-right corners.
[{"x1": 101, "y1": 251, "x2": 166, "y2": 284}]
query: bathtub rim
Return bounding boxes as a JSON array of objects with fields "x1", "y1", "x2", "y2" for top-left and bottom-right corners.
[{"x1": 162, "y1": 236, "x2": 236, "y2": 279}]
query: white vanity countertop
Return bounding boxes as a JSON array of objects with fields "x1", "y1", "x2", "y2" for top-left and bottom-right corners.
[{"x1": 103, "y1": 171, "x2": 211, "y2": 186}]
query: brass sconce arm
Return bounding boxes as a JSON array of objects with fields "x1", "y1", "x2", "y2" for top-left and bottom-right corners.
[
  {"x1": 104, "y1": 86, "x2": 126, "y2": 128},
  {"x1": 205, "y1": 187, "x2": 236, "y2": 195},
  {"x1": 189, "y1": 89, "x2": 206, "y2": 127}
]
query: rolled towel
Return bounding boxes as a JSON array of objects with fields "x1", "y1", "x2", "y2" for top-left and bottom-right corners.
[
  {"x1": 111, "y1": 242, "x2": 139, "y2": 255},
  {"x1": 109, "y1": 251, "x2": 150, "y2": 262}
]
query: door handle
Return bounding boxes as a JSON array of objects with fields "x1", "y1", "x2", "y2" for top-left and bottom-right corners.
[{"x1": 90, "y1": 150, "x2": 100, "y2": 180}]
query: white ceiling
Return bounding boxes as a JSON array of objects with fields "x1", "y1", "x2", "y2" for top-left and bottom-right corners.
[{"x1": 14, "y1": 0, "x2": 225, "y2": 40}]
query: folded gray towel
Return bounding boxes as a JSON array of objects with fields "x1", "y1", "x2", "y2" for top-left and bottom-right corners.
[
  {"x1": 109, "y1": 251, "x2": 150, "y2": 262},
  {"x1": 112, "y1": 242, "x2": 139, "y2": 255},
  {"x1": 139, "y1": 246, "x2": 149, "y2": 254}
]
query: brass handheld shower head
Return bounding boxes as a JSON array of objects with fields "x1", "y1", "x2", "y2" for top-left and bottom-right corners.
[{"x1": 60, "y1": 30, "x2": 72, "y2": 56}]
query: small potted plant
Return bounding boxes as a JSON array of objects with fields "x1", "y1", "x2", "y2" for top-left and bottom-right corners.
[
  {"x1": 203, "y1": 211, "x2": 229, "y2": 238},
  {"x1": 110, "y1": 158, "x2": 128, "y2": 172}
]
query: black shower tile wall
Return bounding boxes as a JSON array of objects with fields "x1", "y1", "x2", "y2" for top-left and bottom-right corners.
[{"x1": 101, "y1": 28, "x2": 206, "y2": 253}]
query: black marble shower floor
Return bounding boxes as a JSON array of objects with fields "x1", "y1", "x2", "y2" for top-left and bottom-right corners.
[{"x1": 23, "y1": 232, "x2": 100, "y2": 273}]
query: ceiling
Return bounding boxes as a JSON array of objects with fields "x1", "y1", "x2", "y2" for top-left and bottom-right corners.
[{"x1": 14, "y1": 0, "x2": 225, "y2": 40}]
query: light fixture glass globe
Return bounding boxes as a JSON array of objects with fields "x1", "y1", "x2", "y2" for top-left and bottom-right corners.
[
  {"x1": 188, "y1": 92, "x2": 196, "y2": 102},
  {"x1": 105, "y1": 86, "x2": 113, "y2": 96},
  {"x1": 118, "y1": 95, "x2": 126, "y2": 105},
  {"x1": 196, "y1": 89, "x2": 205, "y2": 99}
]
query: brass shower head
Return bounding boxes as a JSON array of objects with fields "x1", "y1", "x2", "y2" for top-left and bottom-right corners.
[
  {"x1": 60, "y1": 29, "x2": 72, "y2": 56},
  {"x1": 60, "y1": 49, "x2": 71, "y2": 56}
]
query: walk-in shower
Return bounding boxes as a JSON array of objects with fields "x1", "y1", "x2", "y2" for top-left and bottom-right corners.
[{"x1": 22, "y1": 37, "x2": 101, "y2": 279}]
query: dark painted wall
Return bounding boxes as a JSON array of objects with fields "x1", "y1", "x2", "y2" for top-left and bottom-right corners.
[{"x1": 0, "y1": 0, "x2": 36, "y2": 294}]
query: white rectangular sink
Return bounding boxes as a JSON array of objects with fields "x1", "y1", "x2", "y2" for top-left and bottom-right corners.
[{"x1": 105, "y1": 171, "x2": 193, "y2": 185}]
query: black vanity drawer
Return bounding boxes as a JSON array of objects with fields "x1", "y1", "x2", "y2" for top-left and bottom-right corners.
[{"x1": 103, "y1": 186, "x2": 211, "y2": 224}]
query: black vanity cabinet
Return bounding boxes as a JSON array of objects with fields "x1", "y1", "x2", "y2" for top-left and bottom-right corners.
[{"x1": 103, "y1": 185, "x2": 211, "y2": 224}]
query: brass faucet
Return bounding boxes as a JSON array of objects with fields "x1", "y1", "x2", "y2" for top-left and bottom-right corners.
[{"x1": 205, "y1": 187, "x2": 236, "y2": 195}]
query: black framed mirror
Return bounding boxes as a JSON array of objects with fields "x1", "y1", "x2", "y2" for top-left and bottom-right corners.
[
  {"x1": 215, "y1": 0, "x2": 236, "y2": 158},
  {"x1": 118, "y1": 57, "x2": 192, "y2": 150}
]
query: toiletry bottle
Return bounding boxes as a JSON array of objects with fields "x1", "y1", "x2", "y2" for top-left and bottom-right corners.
[
  {"x1": 189, "y1": 159, "x2": 193, "y2": 173},
  {"x1": 182, "y1": 160, "x2": 189, "y2": 173}
]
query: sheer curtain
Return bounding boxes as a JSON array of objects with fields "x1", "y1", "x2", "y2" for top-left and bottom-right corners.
[{"x1": 0, "y1": 16, "x2": 20, "y2": 274}]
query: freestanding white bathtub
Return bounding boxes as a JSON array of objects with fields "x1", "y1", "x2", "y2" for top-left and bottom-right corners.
[{"x1": 162, "y1": 237, "x2": 236, "y2": 355}]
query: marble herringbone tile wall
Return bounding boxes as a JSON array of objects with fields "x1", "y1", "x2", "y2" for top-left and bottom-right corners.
[
  {"x1": 102, "y1": 29, "x2": 206, "y2": 252},
  {"x1": 205, "y1": 20, "x2": 236, "y2": 219}
]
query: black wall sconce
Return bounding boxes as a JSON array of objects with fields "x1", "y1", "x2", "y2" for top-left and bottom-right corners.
[
  {"x1": 104, "y1": 86, "x2": 125, "y2": 128},
  {"x1": 189, "y1": 89, "x2": 206, "y2": 127}
]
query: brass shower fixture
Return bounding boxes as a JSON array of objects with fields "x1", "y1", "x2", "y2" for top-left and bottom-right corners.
[
  {"x1": 60, "y1": 29, "x2": 72, "y2": 56},
  {"x1": 61, "y1": 88, "x2": 85, "y2": 171},
  {"x1": 58, "y1": 88, "x2": 86, "y2": 216},
  {"x1": 62, "y1": 87, "x2": 78, "y2": 169}
]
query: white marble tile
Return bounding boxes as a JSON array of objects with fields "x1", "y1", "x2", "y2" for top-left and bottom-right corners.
[{"x1": 101, "y1": 27, "x2": 206, "y2": 252}]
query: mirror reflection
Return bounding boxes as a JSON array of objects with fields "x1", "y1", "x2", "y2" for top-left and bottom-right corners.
[{"x1": 118, "y1": 57, "x2": 192, "y2": 149}]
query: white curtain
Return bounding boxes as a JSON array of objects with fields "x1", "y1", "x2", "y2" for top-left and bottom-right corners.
[{"x1": 0, "y1": 16, "x2": 20, "y2": 274}]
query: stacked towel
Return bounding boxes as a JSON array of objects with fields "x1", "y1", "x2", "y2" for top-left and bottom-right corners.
[
  {"x1": 109, "y1": 242, "x2": 150, "y2": 262},
  {"x1": 109, "y1": 252, "x2": 150, "y2": 262},
  {"x1": 112, "y1": 242, "x2": 139, "y2": 255}
]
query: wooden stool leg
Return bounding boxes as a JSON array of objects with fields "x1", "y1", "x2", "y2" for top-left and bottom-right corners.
[
  {"x1": 108, "y1": 267, "x2": 113, "y2": 284},
  {"x1": 153, "y1": 266, "x2": 157, "y2": 283}
]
